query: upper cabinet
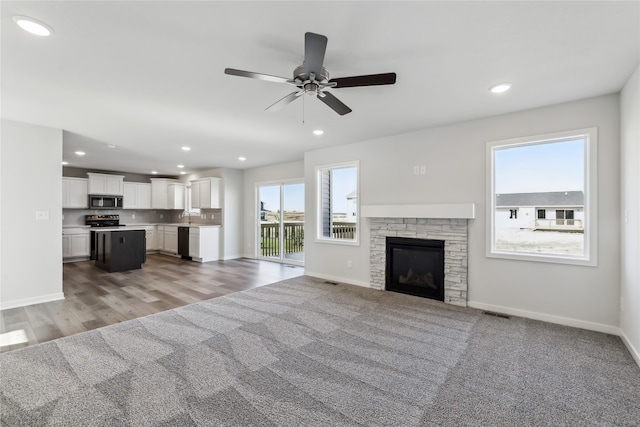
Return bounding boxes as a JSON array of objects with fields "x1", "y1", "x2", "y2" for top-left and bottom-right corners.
[
  {"x1": 62, "y1": 177, "x2": 88, "y2": 208},
  {"x1": 190, "y1": 177, "x2": 221, "y2": 209},
  {"x1": 87, "y1": 172, "x2": 124, "y2": 195},
  {"x1": 123, "y1": 182, "x2": 151, "y2": 209},
  {"x1": 150, "y1": 178, "x2": 184, "y2": 209},
  {"x1": 167, "y1": 182, "x2": 185, "y2": 210}
]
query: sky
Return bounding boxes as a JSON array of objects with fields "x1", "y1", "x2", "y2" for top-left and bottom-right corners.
[
  {"x1": 258, "y1": 166, "x2": 357, "y2": 214},
  {"x1": 495, "y1": 138, "x2": 585, "y2": 194}
]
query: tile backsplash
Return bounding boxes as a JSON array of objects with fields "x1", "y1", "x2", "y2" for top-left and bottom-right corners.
[{"x1": 63, "y1": 209, "x2": 222, "y2": 226}]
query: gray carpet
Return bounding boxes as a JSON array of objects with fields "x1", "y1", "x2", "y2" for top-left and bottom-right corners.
[{"x1": 1, "y1": 276, "x2": 639, "y2": 426}]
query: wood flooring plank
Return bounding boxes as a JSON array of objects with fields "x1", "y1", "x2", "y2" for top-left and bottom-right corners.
[{"x1": 0, "y1": 254, "x2": 303, "y2": 351}]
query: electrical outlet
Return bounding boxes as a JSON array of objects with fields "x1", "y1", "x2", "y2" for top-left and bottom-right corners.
[
  {"x1": 347, "y1": 260, "x2": 352, "y2": 268},
  {"x1": 160, "y1": 214, "x2": 163, "y2": 219},
  {"x1": 420, "y1": 165, "x2": 426, "y2": 174},
  {"x1": 413, "y1": 166, "x2": 420, "y2": 175},
  {"x1": 131, "y1": 213, "x2": 136, "y2": 219},
  {"x1": 36, "y1": 211, "x2": 49, "y2": 220}
]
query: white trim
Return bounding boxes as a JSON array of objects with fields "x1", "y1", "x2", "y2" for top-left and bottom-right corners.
[
  {"x1": 1, "y1": 293, "x2": 65, "y2": 310},
  {"x1": 486, "y1": 127, "x2": 598, "y2": 266},
  {"x1": 467, "y1": 300, "x2": 619, "y2": 335},
  {"x1": 361, "y1": 203, "x2": 475, "y2": 219},
  {"x1": 305, "y1": 271, "x2": 370, "y2": 288},
  {"x1": 222, "y1": 254, "x2": 243, "y2": 260},
  {"x1": 619, "y1": 328, "x2": 640, "y2": 369}
]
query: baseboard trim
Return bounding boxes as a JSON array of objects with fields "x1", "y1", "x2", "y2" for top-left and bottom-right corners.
[
  {"x1": 304, "y1": 271, "x2": 371, "y2": 288},
  {"x1": 619, "y1": 328, "x2": 640, "y2": 369},
  {"x1": 223, "y1": 254, "x2": 243, "y2": 260},
  {"x1": 467, "y1": 300, "x2": 619, "y2": 335},
  {"x1": 1, "y1": 293, "x2": 65, "y2": 311}
]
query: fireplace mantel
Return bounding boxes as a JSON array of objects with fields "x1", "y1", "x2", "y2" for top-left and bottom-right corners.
[{"x1": 361, "y1": 203, "x2": 475, "y2": 219}]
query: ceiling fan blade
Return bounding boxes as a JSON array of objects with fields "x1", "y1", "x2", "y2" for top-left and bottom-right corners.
[
  {"x1": 329, "y1": 72, "x2": 397, "y2": 88},
  {"x1": 265, "y1": 91, "x2": 302, "y2": 112},
  {"x1": 224, "y1": 68, "x2": 292, "y2": 84},
  {"x1": 304, "y1": 32, "x2": 328, "y2": 78},
  {"x1": 317, "y1": 92, "x2": 352, "y2": 115}
]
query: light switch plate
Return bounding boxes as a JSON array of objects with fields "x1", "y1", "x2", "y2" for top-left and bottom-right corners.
[{"x1": 36, "y1": 211, "x2": 49, "y2": 220}]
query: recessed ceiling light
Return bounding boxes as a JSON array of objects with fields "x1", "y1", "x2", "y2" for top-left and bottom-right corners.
[
  {"x1": 61, "y1": 161, "x2": 68, "y2": 165},
  {"x1": 177, "y1": 164, "x2": 184, "y2": 168},
  {"x1": 13, "y1": 16, "x2": 54, "y2": 37},
  {"x1": 181, "y1": 146, "x2": 191, "y2": 151},
  {"x1": 180, "y1": 171, "x2": 186, "y2": 175},
  {"x1": 238, "y1": 156, "x2": 247, "y2": 161},
  {"x1": 75, "y1": 151, "x2": 85, "y2": 156},
  {"x1": 490, "y1": 83, "x2": 512, "y2": 94},
  {"x1": 313, "y1": 129, "x2": 324, "y2": 136},
  {"x1": 107, "y1": 144, "x2": 116, "y2": 149},
  {"x1": 151, "y1": 171, "x2": 158, "y2": 175}
]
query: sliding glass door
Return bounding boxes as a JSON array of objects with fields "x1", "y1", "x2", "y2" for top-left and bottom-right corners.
[{"x1": 257, "y1": 182, "x2": 304, "y2": 264}]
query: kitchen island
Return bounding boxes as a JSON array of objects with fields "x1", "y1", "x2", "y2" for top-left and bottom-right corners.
[{"x1": 94, "y1": 228, "x2": 146, "y2": 272}]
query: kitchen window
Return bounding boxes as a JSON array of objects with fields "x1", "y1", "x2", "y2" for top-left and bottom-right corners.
[{"x1": 486, "y1": 127, "x2": 597, "y2": 266}]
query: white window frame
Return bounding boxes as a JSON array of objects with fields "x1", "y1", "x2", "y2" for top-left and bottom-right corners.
[
  {"x1": 486, "y1": 127, "x2": 597, "y2": 266},
  {"x1": 184, "y1": 184, "x2": 201, "y2": 215},
  {"x1": 315, "y1": 160, "x2": 360, "y2": 246}
]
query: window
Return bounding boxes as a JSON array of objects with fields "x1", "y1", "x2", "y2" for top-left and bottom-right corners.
[
  {"x1": 486, "y1": 128, "x2": 597, "y2": 266},
  {"x1": 316, "y1": 161, "x2": 359, "y2": 244}
]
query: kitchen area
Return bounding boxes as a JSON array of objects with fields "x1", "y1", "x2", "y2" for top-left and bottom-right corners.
[{"x1": 63, "y1": 170, "x2": 224, "y2": 270}]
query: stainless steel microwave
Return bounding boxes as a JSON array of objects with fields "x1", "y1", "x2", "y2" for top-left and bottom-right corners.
[{"x1": 89, "y1": 195, "x2": 123, "y2": 209}]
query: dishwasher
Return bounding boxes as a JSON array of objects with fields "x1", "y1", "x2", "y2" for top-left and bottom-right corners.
[{"x1": 178, "y1": 227, "x2": 191, "y2": 259}]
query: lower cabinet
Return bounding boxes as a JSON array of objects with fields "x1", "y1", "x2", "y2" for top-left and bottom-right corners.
[
  {"x1": 189, "y1": 226, "x2": 220, "y2": 262},
  {"x1": 62, "y1": 229, "x2": 90, "y2": 260},
  {"x1": 163, "y1": 225, "x2": 178, "y2": 254},
  {"x1": 144, "y1": 225, "x2": 157, "y2": 251}
]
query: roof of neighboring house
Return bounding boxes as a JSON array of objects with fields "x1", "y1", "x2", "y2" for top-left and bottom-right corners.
[
  {"x1": 346, "y1": 190, "x2": 357, "y2": 199},
  {"x1": 496, "y1": 191, "x2": 584, "y2": 207}
]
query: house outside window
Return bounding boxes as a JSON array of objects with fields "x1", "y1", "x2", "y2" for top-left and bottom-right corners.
[
  {"x1": 487, "y1": 128, "x2": 597, "y2": 266},
  {"x1": 316, "y1": 161, "x2": 359, "y2": 244}
]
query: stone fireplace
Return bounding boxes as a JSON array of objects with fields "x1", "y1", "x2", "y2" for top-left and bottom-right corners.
[{"x1": 363, "y1": 204, "x2": 473, "y2": 307}]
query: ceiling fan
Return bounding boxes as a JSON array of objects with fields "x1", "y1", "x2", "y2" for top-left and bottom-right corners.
[{"x1": 224, "y1": 32, "x2": 396, "y2": 116}]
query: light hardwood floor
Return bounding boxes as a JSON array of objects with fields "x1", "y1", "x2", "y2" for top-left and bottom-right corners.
[{"x1": 0, "y1": 254, "x2": 304, "y2": 353}]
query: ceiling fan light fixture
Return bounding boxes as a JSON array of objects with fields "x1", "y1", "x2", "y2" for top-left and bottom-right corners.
[
  {"x1": 13, "y1": 16, "x2": 53, "y2": 36},
  {"x1": 490, "y1": 82, "x2": 512, "y2": 94}
]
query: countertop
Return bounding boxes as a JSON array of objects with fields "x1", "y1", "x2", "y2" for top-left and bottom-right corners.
[{"x1": 63, "y1": 224, "x2": 221, "y2": 230}]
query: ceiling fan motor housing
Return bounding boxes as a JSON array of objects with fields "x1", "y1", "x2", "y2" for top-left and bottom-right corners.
[{"x1": 294, "y1": 64, "x2": 330, "y2": 83}]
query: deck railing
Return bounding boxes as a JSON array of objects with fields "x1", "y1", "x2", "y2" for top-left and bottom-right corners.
[
  {"x1": 260, "y1": 222, "x2": 304, "y2": 257},
  {"x1": 260, "y1": 221, "x2": 358, "y2": 256}
]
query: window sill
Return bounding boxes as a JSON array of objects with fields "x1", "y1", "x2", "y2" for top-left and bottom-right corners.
[
  {"x1": 486, "y1": 250, "x2": 596, "y2": 267},
  {"x1": 315, "y1": 237, "x2": 360, "y2": 246}
]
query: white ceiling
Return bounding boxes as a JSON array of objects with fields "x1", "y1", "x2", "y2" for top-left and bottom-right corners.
[{"x1": 2, "y1": 1, "x2": 639, "y2": 176}]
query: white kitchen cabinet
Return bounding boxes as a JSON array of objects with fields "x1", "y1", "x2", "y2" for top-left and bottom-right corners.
[
  {"x1": 151, "y1": 178, "x2": 183, "y2": 209},
  {"x1": 190, "y1": 177, "x2": 221, "y2": 209},
  {"x1": 144, "y1": 225, "x2": 157, "y2": 251},
  {"x1": 156, "y1": 225, "x2": 165, "y2": 250},
  {"x1": 167, "y1": 183, "x2": 185, "y2": 210},
  {"x1": 87, "y1": 172, "x2": 124, "y2": 195},
  {"x1": 123, "y1": 182, "x2": 151, "y2": 209},
  {"x1": 62, "y1": 177, "x2": 88, "y2": 208},
  {"x1": 163, "y1": 225, "x2": 178, "y2": 254},
  {"x1": 62, "y1": 228, "x2": 90, "y2": 259},
  {"x1": 189, "y1": 226, "x2": 220, "y2": 262}
]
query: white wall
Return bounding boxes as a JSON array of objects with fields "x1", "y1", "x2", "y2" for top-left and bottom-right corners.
[
  {"x1": 1, "y1": 120, "x2": 64, "y2": 309},
  {"x1": 305, "y1": 94, "x2": 621, "y2": 332},
  {"x1": 242, "y1": 161, "x2": 304, "y2": 258},
  {"x1": 620, "y1": 64, "x2": 640, "y2": 365}
]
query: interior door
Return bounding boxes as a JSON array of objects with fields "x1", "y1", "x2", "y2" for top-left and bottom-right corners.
[{"x1": 257, "y1": 182, "x2": 304, "y2": 264}]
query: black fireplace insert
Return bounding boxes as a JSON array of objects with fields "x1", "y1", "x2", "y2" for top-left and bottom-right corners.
[{"x1": 386, "y1": 237, "x2": 445, "y2": 301}]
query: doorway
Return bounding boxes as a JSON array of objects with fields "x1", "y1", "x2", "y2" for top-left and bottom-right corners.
[{"x1": 257, "y1": 182, "x2": 304, "y2": 265}]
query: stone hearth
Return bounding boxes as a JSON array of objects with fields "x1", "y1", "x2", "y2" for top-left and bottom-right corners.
[{"x1": 369, "y1": 218, "x2": 468, "y2": 307}]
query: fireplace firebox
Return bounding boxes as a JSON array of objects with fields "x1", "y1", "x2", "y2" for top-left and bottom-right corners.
[{"x1": 386, "y1": 237, "x2": 445, "y2": 301}]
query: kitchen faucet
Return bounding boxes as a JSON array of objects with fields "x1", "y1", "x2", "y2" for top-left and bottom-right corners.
[{"x1": 182, "y1": 210, "x2": 192, "y2": 225}]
